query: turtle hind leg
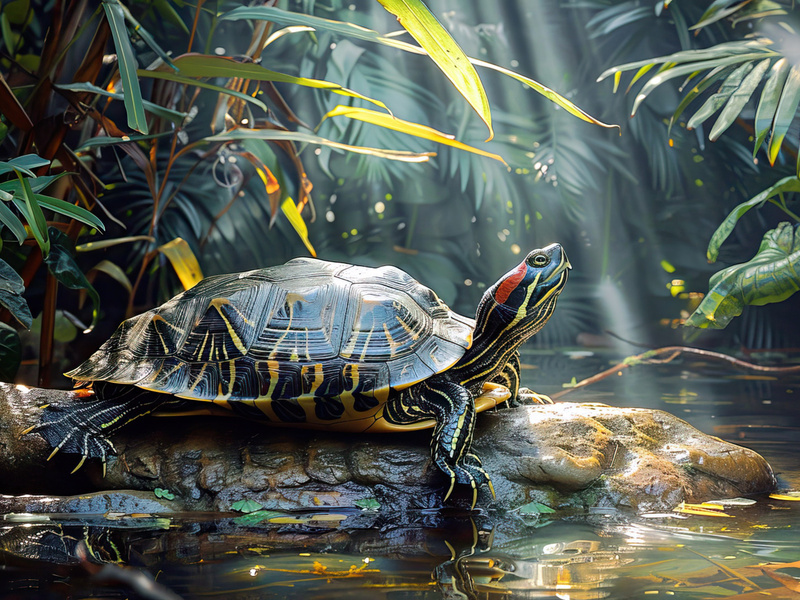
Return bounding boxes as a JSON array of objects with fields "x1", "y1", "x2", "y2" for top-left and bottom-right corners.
[{"x1": 23, "y1": 388, "x2": 167, "y2": 474}]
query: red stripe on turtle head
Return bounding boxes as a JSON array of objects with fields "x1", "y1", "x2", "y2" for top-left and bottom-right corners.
[{"x1": 494, "y1": 261, "x2": 528, "y2": 305}]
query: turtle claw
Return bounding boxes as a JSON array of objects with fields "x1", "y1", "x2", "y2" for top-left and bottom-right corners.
[{"x1": 437, "y1": 456, "x2": 494, "y2": 508}]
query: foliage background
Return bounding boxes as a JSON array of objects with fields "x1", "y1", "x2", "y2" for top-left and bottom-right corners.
[{"x1": 2, "y1": 0, "x2": 799, "y2": 388}]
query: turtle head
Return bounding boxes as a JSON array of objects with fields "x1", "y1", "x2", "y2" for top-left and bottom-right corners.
[{"x1": 479, "y1": 243, "x2": 571, "y2": 337}]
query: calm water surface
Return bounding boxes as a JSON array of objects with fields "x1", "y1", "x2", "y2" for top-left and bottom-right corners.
[{"x1": 2, "y1": 352, "x2": 799, "y2": 599}]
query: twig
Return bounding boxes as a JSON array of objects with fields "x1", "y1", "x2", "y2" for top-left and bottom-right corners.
[{"x1": 552, "y1": 346, "x2": 800, "y2": 401}]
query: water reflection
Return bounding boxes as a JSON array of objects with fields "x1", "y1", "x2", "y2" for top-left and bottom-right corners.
[{"x1": 2, "y1": 360, "x2": 800, "y2": 599}]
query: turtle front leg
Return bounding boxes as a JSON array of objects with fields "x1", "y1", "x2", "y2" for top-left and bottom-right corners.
[{"x1": 390, "y1": 378, "x2": 494, "y2": 507}]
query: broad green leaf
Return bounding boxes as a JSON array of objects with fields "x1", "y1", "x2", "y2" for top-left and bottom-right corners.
[
  {"x1": 687, "y1": 61, "x2": 756, "y2": 131},
  {"x1": 754, "y1": 58, "x2": 790, "y2": 154},
  {"x1": 281, "y1": 196, "x2": 316, "y2": 257},
  {"x1": 0, "y1": 200, "x2": 27, "y2": 245},
  {"x1": 158, "y1": 237, "x2": 203, "y2": 290},
  {"x1": 207, "y1": 127, "x2": 435, "y2": 163},
  {"x1": 0, "y1": 154, "x2": 49, "y2": 177},
  {"x1": 375, "y1": 0, "x2": 492, "y2": 140},
  {"x1": 233, "y1": 509, "x2": 284, "y2": 525},
  {"x1": 154, "y1": 487, "x2": 175, "y2": 500},
  {"x1": 0, "y1": 322, "x2": 21, "y2": 382},
  {"x1": 219, "y1": 6, "x2": 614, "y2": 130},
  {"x1": 57, "y1": 82, "x2": 188, "y2": 123},
  {"x1": 87, "y1": 260, "x2": 132, "y2": 294},
  {"x1": 686, "y1": 222, "x2": 800, "y2": 330},
  {"x1": 707, "y1": 176, "x2": 800, "y2": 262},
  {"x1": 34, "y1": 194, "x2": 105, "y2": 232},
  {"x1": 103, "y1": 0, "x2": 148, "y2": 134},
  {"x1": 321, "y1": 105, "x2": 508, "y2": 165},
  {"x1": 15, "y1": 170, "x2": 49, "y2": 256},
  {"x1": 767, "y1": 65, "x2": 800, "y2": 166},
  {"x1": 137, "y1": 69, "x2": 268, "y2": 113},
  {"x1": 518, "y1": 501, "x2": 556, "y2": 515},
  {"x1": 43, "y1": 227, "x2": 100, "y2": 331},
  {"x1": 168, "y1": 54, "x2": 390, "y2": 113},
  {"x1": 0, "y1": 258, "x2": 32, "y2": 328},
  {"x1": 355, "y1": 497, "x2": 380, "y2": 510},
  {"x1": 231, "y1": 499, "x2": 264, "y2": 513},
  {"x1": 710, "y1": 58, "x2": 771, "y2": 140}
]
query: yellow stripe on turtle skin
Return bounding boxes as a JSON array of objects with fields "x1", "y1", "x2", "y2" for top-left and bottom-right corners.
[{"x1": 209, "y1": 297, "x2": 249, "y2": 355}]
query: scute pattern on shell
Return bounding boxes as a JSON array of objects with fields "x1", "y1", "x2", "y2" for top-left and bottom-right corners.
[{"x1": 67, "y1": 258, "x2": 474, "y2": 410}]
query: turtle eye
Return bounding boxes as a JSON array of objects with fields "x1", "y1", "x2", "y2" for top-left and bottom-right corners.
[{"x1": 528, "y1": 253, "x2": 550, "y2": 267}]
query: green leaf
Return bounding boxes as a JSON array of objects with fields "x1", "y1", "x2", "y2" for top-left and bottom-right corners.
[
  {"x1": 0, "y1": 258, "x2": 32, "y2": 329},
  {"x1": 219, "y1": 6, "x2": 614, "y2": 131},
  {"x1": 687, "y1": 60, "x2": 756, "y2": 131},
  {"x1": 57, "y1": 82, "x2": 188, "y2": 123},
  {"x1": 375, "y1": 0, "x2": 492, "y2": 140},
  {"x1": 686, "y1": 222, "x2": 800, "y2": 330},
  {"x1": 206, "y1": 127, "x2": 435, "y2": 163},
  {"x1": 753, "y1": 58, "x2": 788, "y2": 155},
  {"x1": 232, "y1": 509, "x2": 284, "y2": 525},
  {"x1": 43, "y1": 227, "x2": 100, "y2": 331},
  {"x1": 354, "y1": 497, "x2": 380, "y2": 510},
  {"x1": 0, "y1": 154, "x2": 50, "y2": 177},
  {"x1": 0, "y1": 199, "x2": 28, "y2": 245},
  {"x1": 102, "y1": 0, "x2": 149, "y2": 134},
  {"x1": 14, "y1": 170, "x2": 49, "y2": 256},
  {"x1": 707, "y1": 175, "x2": 800, "y2": 262},
  {"x1": 168, "y1": 54, "x2": 390, "y2": 113},
  {"x1": 34, "y1": 194, "x2": 105, "y2": 232},
  {"x1": 691, "y1": 0, "x2": 751, "y2": 30},
  {"x1": 0, "y1": 322, "x2": 21, "y2": 382},
  {"x1": 767, "y1": 65, "x2": 800, "y2": 166},
  {"x1": 116, "y1": 2, "x2": 178, "y2": 71},
  {"x1": 668, "y1": 66, "x2": 731, "y2": 138},
  {"x1": 709, "y1": 58, "x2": 771, "y2": 141},
  {"x1": 154, "y1": 487, "x2": 175, "y2": 500},
  {"x1": 231, "y1": 499, "x2": 264, "y2": 513},
  {"x1": 518, "y1": 501, "x2": 556, "y2": 515},
  {"x1": 137, "y1": 69, "x2": 269, "y2": 113}
]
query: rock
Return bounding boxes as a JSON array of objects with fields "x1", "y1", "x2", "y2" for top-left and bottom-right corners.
[{"x1": 0, "y1": 383, "x2": 776, "y2": 513}]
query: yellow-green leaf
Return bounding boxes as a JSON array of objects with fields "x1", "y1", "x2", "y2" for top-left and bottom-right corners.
[
  {"x1": 158, "y1": 237, "x2": 203, "y2": 290},
  {"x1": 281, "y1": 197, "x2": 316, "y2": 257},
  {"x1": 768, "y1": 65, "x2": 800, "y2": 166},
  {"x1": 375, "y1": 0, "x2": 492, "y2": 140},
  {"x1": 321, "y1": 105, "x2": 507, "y2": 165}
]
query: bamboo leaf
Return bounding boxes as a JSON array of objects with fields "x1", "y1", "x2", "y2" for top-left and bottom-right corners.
[
  {"x1": 0, "y1": 154, "x2": 50, "y2": 177},
  {"x1": 691, "y1": 0, "x2": 754, "y2": 31},
  {"x1": 87, "y1": 259, "x2": 132, "y2": 294},
  {"x1": 0, "y1": 200, "x2": 27, "y2": 244},
  {"x1": 686, "y1": 222, "x2": 800, "y2": 330},
  {"x1": 57, "y1": 82, "x2": 188, "y2": 123},
  {"x1": 767, "y1": 65, "x2": 800, "y2": 166},
  {"x1": 168, "y1": 54, "x2": 391, "y2": 113},
  {"x1": 33, "y1": 194, "x2": 105, "y2": 232},
  {"x1": 116, "y1": 1, "x2": 178, "y2": 71},
  {"x1": 158, "y1": 237, "x2": 203, "y2": 290},
  {"x1": 709, "y1": 57, "x2": 771, "y2": 140},
  {"x1": 14, "y1": 171, "x2": 49, "y2": 256},
  {"x1": 706, "y1": 175, "x2": 800, "y2": 262},
  {"x1": 687, "y1": 61, "x2": 755, "y2": 131},
  {"x1": 280, "y1": 197, "x2": 316, "y2": 257},
  {"x1": 219, "y1": 6, "x2": 613, "y2": 130},
  {"x1": 207, "y1": 127, "x2": 435, "y2": 162},
  {"x1": 753, "y1": 58, "x2": 790, "y2": 154},
  {"x1": 375, "y1": 0, "x2": 492, "y2": 140},
  {"x1": 320, "y1": 105, "x2": 508, "y2": 165},
  {"x1": 102, "y1": 0, "x2": 148, "y2": 134},
  {"x1": 668, "y1": 66, "x2": 731, "y2": 138},
  {"x1": 76, "y1": 235, "x2": 155, "y2": 252},
  {"x1": 138, "y1": 69, "x2": 269, "y2": 112}
]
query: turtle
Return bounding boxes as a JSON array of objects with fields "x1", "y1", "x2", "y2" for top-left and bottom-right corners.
[{"x1": 26, "y1": 243, "x2": 570, "y2": 504}]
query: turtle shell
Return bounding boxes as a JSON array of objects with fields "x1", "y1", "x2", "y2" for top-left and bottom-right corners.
[{"x1": 66, "y1": 258, "x2": 474, "y2": 427}]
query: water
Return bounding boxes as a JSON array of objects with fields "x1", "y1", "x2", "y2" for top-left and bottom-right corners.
[{"x1": 2, "y1": 352, "x2": 800, "y2": 599}]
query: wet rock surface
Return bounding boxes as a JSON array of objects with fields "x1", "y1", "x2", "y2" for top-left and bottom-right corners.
[{"x1": 0, "y1": 383, "x2": 776, "y2": 513}]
